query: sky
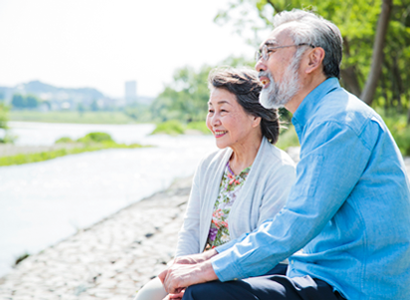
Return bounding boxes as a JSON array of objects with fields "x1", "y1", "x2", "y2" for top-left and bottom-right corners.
[{"x1": 0, "y1": 0, "x2": 258, "y2": 98}]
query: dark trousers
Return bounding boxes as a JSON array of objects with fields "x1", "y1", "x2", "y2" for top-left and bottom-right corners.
[{"x1": 183, "y1": 264, "x2": 345, "y2": 300}]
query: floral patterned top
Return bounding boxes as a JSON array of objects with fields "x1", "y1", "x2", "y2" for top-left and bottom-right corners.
[{"x1": 206, "y1": 162, "x2": 251, "y2": 249}]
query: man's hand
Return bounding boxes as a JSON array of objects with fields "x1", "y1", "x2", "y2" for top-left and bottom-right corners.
[
  {"x1": 173, "y1": 249, "x2": 218, "y2": 265},
  {"x1": 159, "y1": 260, "x2": 218, "y2": 294}
]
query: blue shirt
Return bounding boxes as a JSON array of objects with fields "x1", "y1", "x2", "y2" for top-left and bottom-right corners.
[{"x1": 212, "y1": 78, "x2": 410, "y2": 300}]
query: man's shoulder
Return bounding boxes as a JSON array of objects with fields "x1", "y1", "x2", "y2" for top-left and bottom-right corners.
[{"x1": 311, "y1": 87, "x2": 383, "y2": 136}]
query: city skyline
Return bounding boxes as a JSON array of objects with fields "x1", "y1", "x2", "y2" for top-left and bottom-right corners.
[{"x1": 0, "y1": 0, "x2": 256, "y2": 99}]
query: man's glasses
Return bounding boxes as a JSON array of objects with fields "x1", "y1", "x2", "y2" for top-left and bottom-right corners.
[{"x1": 255, "y1": 43, "x2": 316, "y2": 62}]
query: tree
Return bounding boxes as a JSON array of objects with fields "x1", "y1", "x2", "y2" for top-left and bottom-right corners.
[
  {"x1": 11, "y1": 94, "x2": 25, "y2": 108},
  {"x1": 214, "y1": 0, "x2": 410, "y2": 118},
  {"x1": 361, "y1": 0, "x2": 393, "y2": 105},
  {"x1": 0, "y1": 103, "x2": 8, "y2": 130},
  {"x1": 150, "y1": 56, "x2": 254, "y2": 123},
  {"x1": 25, "y1": 95, "x2": 39, "y2": 109}
]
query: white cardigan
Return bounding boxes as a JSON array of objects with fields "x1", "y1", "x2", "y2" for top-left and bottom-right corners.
[{"x1": 175, "y1": 137, "x2": 296, "y2": 257}]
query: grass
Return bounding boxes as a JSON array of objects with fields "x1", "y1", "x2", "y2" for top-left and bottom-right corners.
[
  {"x1": 9, "y1": 111, "x2": 136, "y2": 124},
  {"x1": 0, "y1": 132, "x2": 148, "y2": 167},
  {"x1": 0, "y1": 143, "x2": 145, "y2": 167},
  {"x1": 151, "y1": 120, "x2": 185, "y2": 135},
  {"x1": 186, "y1": 121, "x2": 211, "y2": 134},
  {"x1": 151, "y1": 120, "x2": 211, "y2": 135}
]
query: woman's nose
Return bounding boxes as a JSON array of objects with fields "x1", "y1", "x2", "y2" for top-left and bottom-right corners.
[{"x1": 211, "y1": 114, "x2": 221, "y2": 126}]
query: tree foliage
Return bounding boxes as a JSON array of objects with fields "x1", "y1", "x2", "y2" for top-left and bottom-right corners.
[
  {"x1": 149, "y1": 57, "x2": 254, "y2": 123},
  {"x1": 0, "y1": 103, "x2": 9, "y2": 130},
  {"x1": 11, "y1": 94, "x2": 39, "y2": 109},
  {"x1": 214, "y1": 0, "x2": 410, "y2": 119}
]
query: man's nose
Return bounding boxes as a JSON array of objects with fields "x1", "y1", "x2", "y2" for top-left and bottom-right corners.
[{"x1": 255, "y1": 59, "x2": 267, "y2": 72}]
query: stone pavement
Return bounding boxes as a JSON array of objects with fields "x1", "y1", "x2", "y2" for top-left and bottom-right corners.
[
  {"x1": 0, "y1": 177, "x2": 192, "y2": 300},
  {"x1": 1, "y1": 153, "x2": 409, "y2": 300}
]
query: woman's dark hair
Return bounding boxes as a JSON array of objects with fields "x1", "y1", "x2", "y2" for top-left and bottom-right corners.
[{"x1": 208, "y1": 67, "x2": 280, "y2": 144}]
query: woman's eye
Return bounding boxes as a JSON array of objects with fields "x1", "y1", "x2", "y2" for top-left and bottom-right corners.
[{"x1": 208, "y1": 109, "x2": 214, "y2": 113}]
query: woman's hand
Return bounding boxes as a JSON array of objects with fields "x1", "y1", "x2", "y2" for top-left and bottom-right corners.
[{"x1": 162, "y1": 290, "x2": 185, "y2": 300}]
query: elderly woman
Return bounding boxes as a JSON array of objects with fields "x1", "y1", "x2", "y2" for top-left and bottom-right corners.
[{"x1": 134, "y1": 67, "x2": 296, "y2": 300}]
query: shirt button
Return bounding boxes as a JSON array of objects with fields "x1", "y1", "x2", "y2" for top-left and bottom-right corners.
[
  {"x1": 233, "y1": 278, "x2": 238, "y2": 281},
  {"x1": 291, "y1": 260, "x2": 294, "y2": 264}
]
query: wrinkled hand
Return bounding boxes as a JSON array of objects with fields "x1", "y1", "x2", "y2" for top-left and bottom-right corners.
[
  {"x1": 159, "y1": 261, "x2": 218, "y2": 294},
  {"x1": 162, "y1": 290, "x2": 185, "y2": 300}
]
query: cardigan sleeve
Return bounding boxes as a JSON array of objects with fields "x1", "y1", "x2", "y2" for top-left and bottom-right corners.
[
  {"x1": 257, "y1": 160, "x2": 296, "y2": 227},
  {"x1": 174, "y1": 160, "x2": 203, "y2": 257}
]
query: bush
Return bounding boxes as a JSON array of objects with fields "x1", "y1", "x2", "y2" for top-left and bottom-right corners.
[
  {"x1": 77, "y1": 132, "x2": 114, "y2": 143},
  {"x1": 55, "y1": 137, "x2": 75, "y2": 143},
  {"x1": 276, "y1": 125, "x2": 300, "y2": 151},
  {"x1": 377, "y1": 110, "x2": 410, "y2": 156},
  {"x1": 151, "y1": 120, "x2": 185, "y2": 135},
  {"x1": 186, "y1": 121, "x2": 211, "y2": 134}
]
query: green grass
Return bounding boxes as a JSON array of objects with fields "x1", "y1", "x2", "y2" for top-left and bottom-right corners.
[
  {"x1": 9, "y1": 111, "x2": 136, "y2": 124},
  {"x1": 0, "y1": 142, "x2": 145, "y2": 167},
  {"x1": 0, "y1": 131, "x2": 148, "y2": 167},
  {"x1": 151, "y1": 120, "x2": 211, "y2": 135},
  {"x1": 186, "y1": 121, "x2": 211, "y2": 134},
  {"x1": 151, "y1": 120, "x2": 185, "y2": 135}
]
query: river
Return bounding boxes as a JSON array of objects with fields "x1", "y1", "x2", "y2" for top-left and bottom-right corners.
[{"x1": 0, "y1": 122, "x2": 217, "y2": 278}]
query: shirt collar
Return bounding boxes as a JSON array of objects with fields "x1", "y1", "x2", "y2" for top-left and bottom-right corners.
[{"x1": 292, "y1": 77, "x2": 340, "y2": 128}]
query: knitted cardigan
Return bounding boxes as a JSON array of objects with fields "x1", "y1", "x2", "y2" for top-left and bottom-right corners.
[{"x1": 175, "y1": 137, "x2": 296, "y2": 257}]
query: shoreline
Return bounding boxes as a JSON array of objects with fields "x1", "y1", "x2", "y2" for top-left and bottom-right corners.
[{"x1": 0, "y1": 176, "x2": 193, "y2": 300}]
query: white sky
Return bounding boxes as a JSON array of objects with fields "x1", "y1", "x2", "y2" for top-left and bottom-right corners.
[{"x1": 0, "y1": 0, "x2": 256, "y2": 98}]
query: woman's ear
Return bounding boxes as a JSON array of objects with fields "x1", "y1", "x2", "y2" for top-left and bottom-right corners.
[
  {"x1": 252, "y1": 116, "x2": 262, "y2": 128},
  {"x1": 306, "y1": 47, "x2": 325, "y2": 74}
]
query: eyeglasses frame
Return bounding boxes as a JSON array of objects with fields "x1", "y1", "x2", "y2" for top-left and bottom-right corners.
[{"x1": 255, "y1": 43, "x2": 316, "y2": 62}]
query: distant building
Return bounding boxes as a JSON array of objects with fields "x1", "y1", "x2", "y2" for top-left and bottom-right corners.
[{"x1": 125, "y1": 81, "x2": 137, "y2": 104}]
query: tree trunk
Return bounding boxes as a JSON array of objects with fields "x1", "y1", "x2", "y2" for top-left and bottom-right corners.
[
  {"x1": 361, "y1": 0, "x2": 393, "y2": 105},
  {"x1": 340, "y1": 67, "x2": 362, "y2": 97}
]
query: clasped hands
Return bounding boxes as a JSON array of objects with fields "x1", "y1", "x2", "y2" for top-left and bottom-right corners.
[{"x1": 159, "y1": 249, "x2": 219, "y2": 300}]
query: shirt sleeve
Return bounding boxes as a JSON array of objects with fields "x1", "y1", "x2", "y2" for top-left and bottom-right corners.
[
  {"x1": 211, "y1": 121, "x2": 374, "y2": 281},
  {"x1": 175, "y1": 161, "x2": 203, "y2": 257}
]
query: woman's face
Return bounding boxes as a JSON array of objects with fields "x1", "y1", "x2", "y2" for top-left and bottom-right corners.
[{"x1": 206, "y1": 88, "x2": 260, "y2": 150}]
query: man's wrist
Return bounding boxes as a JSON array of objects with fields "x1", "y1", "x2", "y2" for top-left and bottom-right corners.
[
  {"x1": 199, "y1": 260, "x2": 218, "y2": 282},
  {"x1": 203, "y1": 249, "x2": 218, "y2": 261}
]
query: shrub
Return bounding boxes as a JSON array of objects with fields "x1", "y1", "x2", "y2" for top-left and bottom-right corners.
[
  {"x1": 55, "y1": 137, "x2": 75, "y2": 143},
  {"x1": 151, "y1": 120, "x2": 185, "y2": 135},
  {"x1": 77, "y1": 132, "x2": 114, "y2": 143}
]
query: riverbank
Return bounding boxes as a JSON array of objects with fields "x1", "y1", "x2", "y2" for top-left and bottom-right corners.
[{"x1": 0, "y1": 176, "x2": 193, "y2": 300}]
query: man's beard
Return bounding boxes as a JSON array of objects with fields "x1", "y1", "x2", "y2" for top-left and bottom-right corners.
[{"x1": 259, "y1": 55, "x2": 302, "y2": 109}]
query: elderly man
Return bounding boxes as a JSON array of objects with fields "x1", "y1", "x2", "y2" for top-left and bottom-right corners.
[{"x1": 159, "y1": 9, "x2": 410, "y2": 300}]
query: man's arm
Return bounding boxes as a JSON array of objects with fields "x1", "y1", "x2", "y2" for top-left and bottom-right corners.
[{"x1": 211, "y1": 121, "x2": 374, "y2": 281}]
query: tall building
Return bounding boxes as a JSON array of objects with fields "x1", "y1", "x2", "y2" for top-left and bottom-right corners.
[{"x1": 125, "y1": 81, "x2": 137, "y2": 104}]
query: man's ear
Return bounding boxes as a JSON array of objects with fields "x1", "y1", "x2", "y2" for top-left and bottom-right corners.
[{"x1": 306, "y1": 47, "x2": 325, "y2": 74}]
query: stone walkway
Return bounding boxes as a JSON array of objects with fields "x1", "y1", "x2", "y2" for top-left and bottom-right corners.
[
  {"x1": 0, "y1": 177, "x2": 192, "y2": 300},
  {"x1": 1, "y1": 154, "x2": 409, "y2": 300}
]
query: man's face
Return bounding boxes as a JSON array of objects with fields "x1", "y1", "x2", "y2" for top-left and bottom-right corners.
[{"x1": 255, "y1": 28, "x2": 302, "y2": 109}]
